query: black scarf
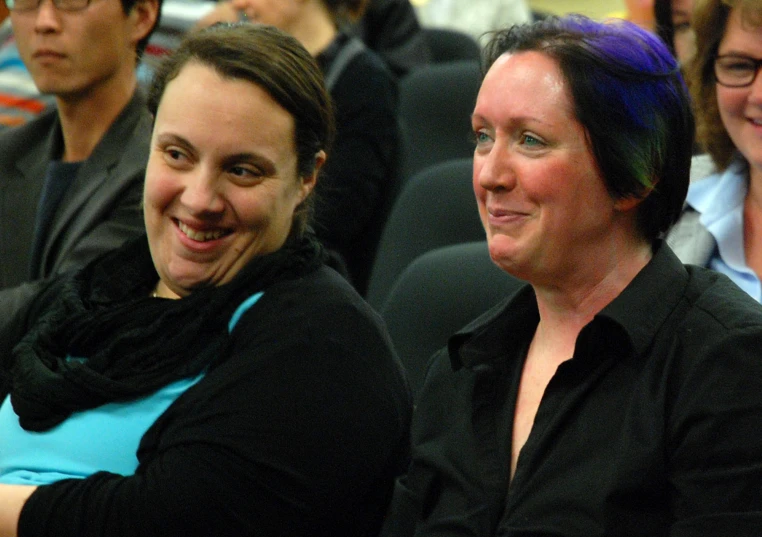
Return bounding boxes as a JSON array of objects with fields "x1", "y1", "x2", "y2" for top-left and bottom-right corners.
[{"x1": 9, "y1": 233, "x2": 325, "y2": 432}]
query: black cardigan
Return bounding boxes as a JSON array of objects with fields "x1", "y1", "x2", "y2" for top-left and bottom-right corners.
[{"x1": 9, "y1": 263, "x2": 412, "y2": 537}]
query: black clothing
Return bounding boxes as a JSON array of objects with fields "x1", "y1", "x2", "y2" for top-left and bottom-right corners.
[
  {"x1": 315, "y1": 31, "x2": 400, "y2": 294},
  {"x1": 384, "y1": 242, "x2": 762, "y2": 536},
  {"x1": 0, "y1": 89, "x2": 149, "y2": 320},
  {"x1": 29, "y1": 161, "x2": 82, "y2": 272},
  {"x1": 5, "y1": 234, "x2": 324, "y2": 431},
  {"x1": 350, "y1": 0, "x2": 431, "y2": 79},
  {"x1": 0, "y1": 237, "x2": 411, "y2": 537}
]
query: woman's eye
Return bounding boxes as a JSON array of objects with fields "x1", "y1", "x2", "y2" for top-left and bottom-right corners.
[
  {"x1": 520, "y1": 133, "x2": 543, "y2": 147},
  {"x1": 727, "y1": 61, "x2": 754, "y2": 73},
  {"x1": 162, "y1": 147, "x2": 190, "y2": 166},
  {"x1": 474, "y1": 131, "x2": 492, "y2": 145},
  {"x1": 229, "y1": 165, "x2": 262, "y2": 180}
]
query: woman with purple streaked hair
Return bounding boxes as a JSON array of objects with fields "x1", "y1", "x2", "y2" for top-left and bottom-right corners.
[{"x1": 382, "y1": 13, "x2": 762, "y2": 537}]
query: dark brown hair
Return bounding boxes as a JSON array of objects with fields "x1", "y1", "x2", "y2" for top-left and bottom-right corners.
[
  {"x1": 121, "y1": 0, "x2": 163, "y2": 59},
  {"x1": 322, "y1": 0, "x2": 368, "y2": 24}
]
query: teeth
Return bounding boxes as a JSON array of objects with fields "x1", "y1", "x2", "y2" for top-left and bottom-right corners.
[{"x1": 178, "y1": 221, "x2": 226, "y2": 242}]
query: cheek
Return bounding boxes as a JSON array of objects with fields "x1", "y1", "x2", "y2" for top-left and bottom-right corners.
[
  {"x1": 143, "y1": 164, "x2": 179, "y2": 214},
  {"x1": 231, "y1": 189, "x2": 278, "y2": 232},
  {"x1": 471, "y1": 161, "x2": 486, "y2": 199},
  {"x1": 472, "y1": 177, "x2": 488, "y2": 217},
  {"x1": 716, "y1": 87, "x2": 744, "y2": 120},
  {"x1": 10, "y1": 22, "x2": 33, "y2": 58}
]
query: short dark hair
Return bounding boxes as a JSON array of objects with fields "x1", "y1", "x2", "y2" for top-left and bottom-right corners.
[
  {"x1": 654, "y1": 0, "x2": 676, "y2": 56},
  {"x1": 148, "y1": 23, "x2": 336, "y2": 238},
  {"x1": 688, "y1": 0, "x2": 762, "y2": 171},
  {"x1": 322, "y1": 0, "x2": 368, "y2": 24},
  {"x1": 120, "y1": 0, "x2": 164, "y2": 60},
  {"x1": 483, "y1": 15, "x2": 695, "y2": 242}
]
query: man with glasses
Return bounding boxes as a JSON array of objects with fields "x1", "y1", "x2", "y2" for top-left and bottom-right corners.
[{"x1": 0, "y1": 0, "x2": 160, "y2": 312}]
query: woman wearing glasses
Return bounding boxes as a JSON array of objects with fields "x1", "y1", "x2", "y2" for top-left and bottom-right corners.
[{"x1": 667, "y1": 0, "x2": 762, "y2": 301}]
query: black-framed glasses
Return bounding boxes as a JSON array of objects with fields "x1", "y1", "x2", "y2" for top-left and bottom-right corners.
[
  {"x1": 5, "y1": 0, "x2": 93, "y2": 11},
  {"x1": 714, "y1": 55, "x2": 762, "y2": 88}
]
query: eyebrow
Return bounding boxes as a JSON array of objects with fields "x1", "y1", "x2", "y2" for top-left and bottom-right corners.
[
  {"x1": 155, "y1": 132, "x2": 278, "y2": 175},
  {"x1": 716, "y1": 51, "x2": 762, "y2": 60},
  {"x1": 471, "y1": 113, "x2": 551, "y2": 126},
  {"x1": 221, "y1": 152, "x2": 277, "y2": 176},
  {"x1": 155, "y1": 132, "x2": 194, "y2": 151}
]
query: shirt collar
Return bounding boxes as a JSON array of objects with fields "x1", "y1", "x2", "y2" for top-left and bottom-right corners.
[
  {"x1": 448, "y1": 241, "x2": 690, "y2": 371},
  {"x1": 596, "y1": 241, "x2": 689, "y2": 356},
  {"x1": 686, "y1": 154, "x2": 748, "y2": 226}
]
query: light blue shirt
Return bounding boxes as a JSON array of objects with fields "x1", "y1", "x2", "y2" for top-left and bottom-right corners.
[
  {"x1": 0, "y1": 290, "x2": 264, "y2": 485},
  {"x1": 686, "y1": 157, "x2": 761, "y2": 301}
]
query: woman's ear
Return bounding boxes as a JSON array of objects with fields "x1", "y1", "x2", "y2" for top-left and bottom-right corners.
[
  {"x1": 614, "y1": 195, "x2": 647, "y2": 212},
  {"x1": 299, "y1": 150, "x2": 326, "y2": 201},
  {"x1": 614, "y1": 179, "x2": 657, "y2": 212}
]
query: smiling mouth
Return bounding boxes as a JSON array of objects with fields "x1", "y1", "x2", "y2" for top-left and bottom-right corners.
[
  {"x1": 33, "y1": 50, "x2": 65, "y2": 58},
  {"x1": 177, "y1": 221, "x2": 230, "y2": 242},
  {"x1": 489, "y1": 207, "x2": 528, "y2": 218}
]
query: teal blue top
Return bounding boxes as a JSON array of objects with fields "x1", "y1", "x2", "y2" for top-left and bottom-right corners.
[{"x1": 0, "y1": 291, "x2": 263, "y2": 485}]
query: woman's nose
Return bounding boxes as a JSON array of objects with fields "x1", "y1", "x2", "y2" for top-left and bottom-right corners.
[
  {"x1": 180, "y1": 172, "x2": 225, "y2": 215},
  {"x1": 475, "y1": 141, "x2": 516, "y2": 193}
]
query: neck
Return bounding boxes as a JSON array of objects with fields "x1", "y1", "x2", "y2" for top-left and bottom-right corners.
[
  {"x1": 288, "y1": 1, "x2": 338, "y2": 56},
  {"x1": 530, "y1": 237, "x2": 652, "y2": 359},
  {"x1": 55, "y1": 68, "x2": 137, "y2": 162}
]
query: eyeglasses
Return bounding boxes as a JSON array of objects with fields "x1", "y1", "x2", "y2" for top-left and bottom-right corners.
[
  {"x1": 714, "y1": 55, "x2": 762, "y2": 88},
  {"x1": 5, "y1": 0, "x2": 93, "y2": 12}
]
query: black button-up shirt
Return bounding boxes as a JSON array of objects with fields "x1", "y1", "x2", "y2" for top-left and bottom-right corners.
[{"x1": 384, "y1": 242, "x2": 762, "y2": 536}]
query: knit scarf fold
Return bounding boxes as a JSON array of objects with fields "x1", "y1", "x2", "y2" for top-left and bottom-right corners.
[{"x1": 9, "y1": 233, "x2": 325, "y2": 432}]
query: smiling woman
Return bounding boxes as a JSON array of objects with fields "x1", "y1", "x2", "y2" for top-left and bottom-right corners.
[
  {"x1": 666, "y1": 0, "x2": 762, "y2": 298},
  {"x1": 144, "y1": 61, "x2": 317, "y2": 297},
  {"x1": 384, "y1": 14, "x2": 762, "y2": 537},
  {"x1": 0, "y1": 23, "x2": 411, "y2": 537}
]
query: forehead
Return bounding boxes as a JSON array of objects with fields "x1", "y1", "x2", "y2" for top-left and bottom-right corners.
[
  {"x1": 476, "y1": 51, "x2": 574, "y2": 117},
  {"x1": 719, "y1": 6, "x2": 762, "y2": 53},
  {"x1": 156, "y1": 62, "x2": 296, "y2": 156}
]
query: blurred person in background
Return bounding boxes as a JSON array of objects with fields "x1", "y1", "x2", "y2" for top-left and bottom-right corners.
[
  {"x1": 654, "y1": 0, "x2": 696, "y2": 65},
  {"x1": 667, "y1": 0, "x2": 762, "y2": 301},
  {"x1": 412, "y1": 0, "x2": 532, "y2": 44},
  {"x1": 0, "y1": 0, "x2": 160, "y2": 317},
  {"x1": 348, "y1": 0, "x2": 430, "y2": 79}
]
